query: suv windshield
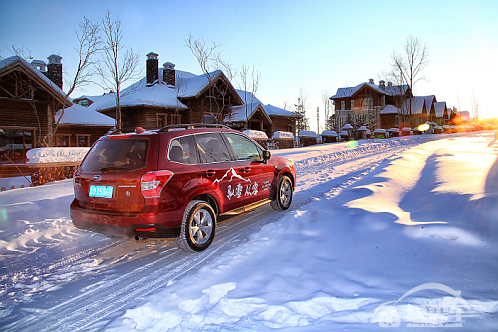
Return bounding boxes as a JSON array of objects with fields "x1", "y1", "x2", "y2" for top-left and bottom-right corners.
[{"x1": 81, "y1": 138, "x2": 149, "y2": 173}]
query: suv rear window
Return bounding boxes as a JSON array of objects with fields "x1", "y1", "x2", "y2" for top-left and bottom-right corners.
[{"x1": 81, "y1": 138, "x2": 149, "y2": 172}]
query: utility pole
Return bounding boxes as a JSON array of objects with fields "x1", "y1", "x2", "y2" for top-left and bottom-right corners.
[{"x1": 317, "y1": 106, "x2": 320, "y2": 134}]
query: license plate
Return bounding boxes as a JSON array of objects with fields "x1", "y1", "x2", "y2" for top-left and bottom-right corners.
[{"x1": 89, "y1": 185, "x2": 114, "y2": 198}]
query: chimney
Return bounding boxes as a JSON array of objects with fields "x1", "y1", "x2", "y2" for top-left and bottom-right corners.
[
  {"x1": 369, "y1": 78, "x2": 374, "y2": 84},
  {"x1": 387, "y1": 82, "x2": 393, "y2": 87},
  {"x1": 46, "y1": 54, "x2": 62, "y2": 89},
  {"x1": 379, "y1": 80, "x2": 385, "y2": 91},
  {"x1": 163, "y1": 62, "x2": 175, "y2": 87},
  {"x1": 146, "y1": 52, "x2": 159, "y2": 86},
  {"x1": 31, "y1": 60, "x2": 47, "y2": 73}
]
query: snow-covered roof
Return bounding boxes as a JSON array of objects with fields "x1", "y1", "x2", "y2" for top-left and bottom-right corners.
[
  {"x1": 88, "y1": 67, "x2": 247, "y2": 115},
  {"x1": 178, "y1": 69, "x2": 223, "y2": 98},
  {"x1": 374, "y1": 129, "x2": 386, "y2": 134},
  {"x1": 402, "y1": 97, "x2": 426, "y2": 115},
  {"x1": 330, "y1": 81, "x2": 409, "y2": 99},
  {"x1": 73, "y1": 95, "x2": 103, "y2": 103},
  {"x1": 0, "y1": 56, "x2": 71, "y2": 107},
  {"x1": 55, "y1": 104, "x2": 115, "y2": 126},
  {"x1": 91, "y1": 71, "x2": 189, "y2": 112},
  {"x1": 342, "y1": 124, "x2": 353, "y2": 129},
  {"x1": 243, "y1": 130, "x2": 268, "y2": 140},
  {"x1": 265, "y1": 104, "x2": 300, "y2": 117},
  {"x1": 434, "y1": 101, "x2": 447, "y2": 118},
  {"x1": 358, "y1": 126, "x2": 367, "y2": 131},
  {"x1": 331, "y1": 82, "x2": 387, "y2": 99},
  {"x1": 384, "y1": 84, "x2": 410, "y2": 96},
  {"x1": 379, "y1": 105, "x2": 399, "y2": 114}
]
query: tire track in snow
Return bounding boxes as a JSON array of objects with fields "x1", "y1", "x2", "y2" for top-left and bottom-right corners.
[
  {"x1": 4, "y1": 207, "x2": 271, "y2": 332},
  {"x1": 3, "y1": 139, "x2": 419, "y2": 331}
]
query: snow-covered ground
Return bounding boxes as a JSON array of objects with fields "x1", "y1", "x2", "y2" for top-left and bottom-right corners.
[{"x1": 1, "y1": 133, "x2": 497, "y2": 331}]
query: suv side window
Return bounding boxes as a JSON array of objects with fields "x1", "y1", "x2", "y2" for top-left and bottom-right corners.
[
  {"x1": 168, "y1": 135, "x2": 198, "y2": 164},
  {"x1": 194, "y1": 133, "x2": 232, "y2": 164},
  {"x1": 224, "y1": 133, "x2": 262, "y2": 161}
]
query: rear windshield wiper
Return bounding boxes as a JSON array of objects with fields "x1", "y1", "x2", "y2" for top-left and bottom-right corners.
[{"x1": 99, "y1": 166, "x2": 129, "y2": 172}]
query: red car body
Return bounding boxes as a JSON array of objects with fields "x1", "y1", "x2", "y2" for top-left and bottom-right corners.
[{"x1": 70, "y1": 125, "x2": 296, "y2": 251}]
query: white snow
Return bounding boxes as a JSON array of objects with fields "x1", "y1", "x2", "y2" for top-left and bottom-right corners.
[
  {"x1": 56, "y1": 103, "x2": 115, "y2": 126},
  {"x1": 242, "y1": 130, "x2": 268, "y2": 140},
  {"x1": 321, "y1": 130, "x2": 338, "y2": 137},
  {"x1": 298, "y1": 130, "x2": 318, "y2": 138},
  {"x1": 26, "y1": 147, "x2": 90, "y2": 164},
  {"x1": 1, "y1": 132, "x2": 497, "y2": 331},
  {"x1": 272, "y1": 131, "x2": 294, "y2": 139}
]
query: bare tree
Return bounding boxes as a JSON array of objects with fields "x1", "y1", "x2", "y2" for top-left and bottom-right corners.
[
  {"x1": 390, "y1": 36, "x2": 429, "y2": 126},
  {"x1": 294, "y1": 88, "x2": 310, "y2": 132},
  {"x1": 321, "y1": 89, "x2": 333, "y2": 130},
  {"x1": 185, "y1": 34, "x2": 237, "y2": 123},
  {"x1": 237, "y1": 64, "x2": 261, "y2": 126},
  {"x1": 471, "y1": 90, "x2": 479, "y2": 120},
  {"x1": 52, "y1": 17, "x2": 101, "y2": 141},
  {"x1": 97, "y1": 10, "x2": 141, "y2": 132}
]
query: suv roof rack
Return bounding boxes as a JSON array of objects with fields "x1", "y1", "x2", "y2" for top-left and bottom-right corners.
[{"x1": 158, "y1": 123, "x2": 230, "y2": 132}]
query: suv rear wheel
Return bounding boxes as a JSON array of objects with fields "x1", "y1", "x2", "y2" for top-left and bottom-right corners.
[
  {"x1": 176, "y1": 200, "x2": 216, "y2": 252},
  {"x1": 270, "y1": 175, "x2": 293, "y2": 211}
]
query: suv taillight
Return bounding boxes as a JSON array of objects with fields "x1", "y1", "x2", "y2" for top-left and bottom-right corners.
[{"x1": 140, "y1": 171, "x2": 174, "y2": 198}]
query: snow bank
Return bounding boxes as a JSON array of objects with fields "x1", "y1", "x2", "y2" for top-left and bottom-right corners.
[
  {"x1": 298, "y1": 130, "x2": 317, "y2": 138},
  {"x1": 321, "y1": 130, "x2": 338, "y2": 137},
  {"x1": 26, "y1": 147, "x2": 90, "y2": 164},
  {"x1": 272, "y1": 131, "x2": 294, "y2": 139},
  {"x1": 242, "y1": 130, "x2": 268, "y2": 140},
  {"x1": 2, "y1": 132, "x2": 497, "y2": 331}
]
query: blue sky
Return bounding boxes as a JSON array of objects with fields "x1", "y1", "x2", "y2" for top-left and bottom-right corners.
[{"x1": 1, "y1": 0, "x2": 497, "y2": 131}]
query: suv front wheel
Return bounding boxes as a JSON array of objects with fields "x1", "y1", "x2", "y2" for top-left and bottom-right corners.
[
  {"x1": 176, "y1": 200, "x2": 217, "y2": 252},
  {"x1": 271, "y1": 175, "x2": 293, "y2": 211}
]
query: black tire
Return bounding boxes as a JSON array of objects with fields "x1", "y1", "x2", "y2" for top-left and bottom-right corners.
[
  {"x1": 176, "y1": 200, "x2": 216, "y2": 252},
  {"x1": 270, "y1": 175, "x2": 293, "y2": 211}
]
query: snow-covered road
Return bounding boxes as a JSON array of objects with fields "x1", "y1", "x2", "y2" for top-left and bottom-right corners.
[{"x1": 1, "y1": 133, "x2": 497, "y2": 331}]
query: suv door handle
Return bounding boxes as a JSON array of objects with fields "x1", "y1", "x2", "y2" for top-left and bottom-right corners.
[
  {"x1": 239, "y1": 167, "x2": 251, "y2": 173},
  {"x1": 205, "y1": 170, "x2": 216, "y2": 177}
]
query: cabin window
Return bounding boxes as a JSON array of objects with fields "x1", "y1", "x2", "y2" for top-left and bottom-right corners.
[
  {"x1": 350, "y1": 100, "x2": 355, "y2": 110},
  {"x1": 362, "y1": 97, "x2": 373, "y2": 110},
  {"x1": 57, "y1": 134, "x2": 71, "y2": 147},
  {"x1": 0, "y1": 127, "x2": 36, "y2": 164},
  {"x1": 76, "y1": 135, "x2": 90, "y2": 147},
  {"x1": 341, "y1": 100, "x2": 345, "y2": 110},
  {"x1": 170, "y1": 114, "x2": 181, "y2": 125},
  {"x1": 157, "y1": 113, "x2": 167, "y2": 128}
]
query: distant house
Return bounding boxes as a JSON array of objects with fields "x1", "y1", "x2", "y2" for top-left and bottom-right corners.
[
  {"x1": 227, "y1": 91, "x2": 300, "y2": 137},
  {"x1": 329, "y1": 79, "x2": 411, "y2": 130},
  {"x1": 228, "y1": 90, "x2": 272, "y2": 134},
  {"x1": 0, "y1": 55, "x2": 114, "y2": 177},
  {"x1": 89, "y1": 52, "x2": 301, "y2": 139},
  {"x1": 265, "y1": 104, "x2": 301, "y2": 137},
  {"x1": 401, "y1": 97, "x2": 427, "y2": 127},
  {"x1": 434, "y1": 101, "x2": 450, "y2": 126},
  {"x1": 330, "y1": 79, "x2": 452, "y2": 130},
  {"x1": 54, "y1": 104, "x2": 114, "y2": 147}
]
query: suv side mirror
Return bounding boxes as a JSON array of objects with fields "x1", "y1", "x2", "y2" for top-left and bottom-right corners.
[{"x1": 262, "y1": 150, "x2": 271, "y2": 162}]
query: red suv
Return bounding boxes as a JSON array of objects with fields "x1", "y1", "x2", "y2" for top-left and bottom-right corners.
[{"x1": 71, "y1": 124, "x2": 296, "y2": 252}]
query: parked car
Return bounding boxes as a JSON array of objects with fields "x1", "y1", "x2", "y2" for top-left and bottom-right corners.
[{"x1": 70, "y1": 124, "x2": 296, "y2": 252}]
